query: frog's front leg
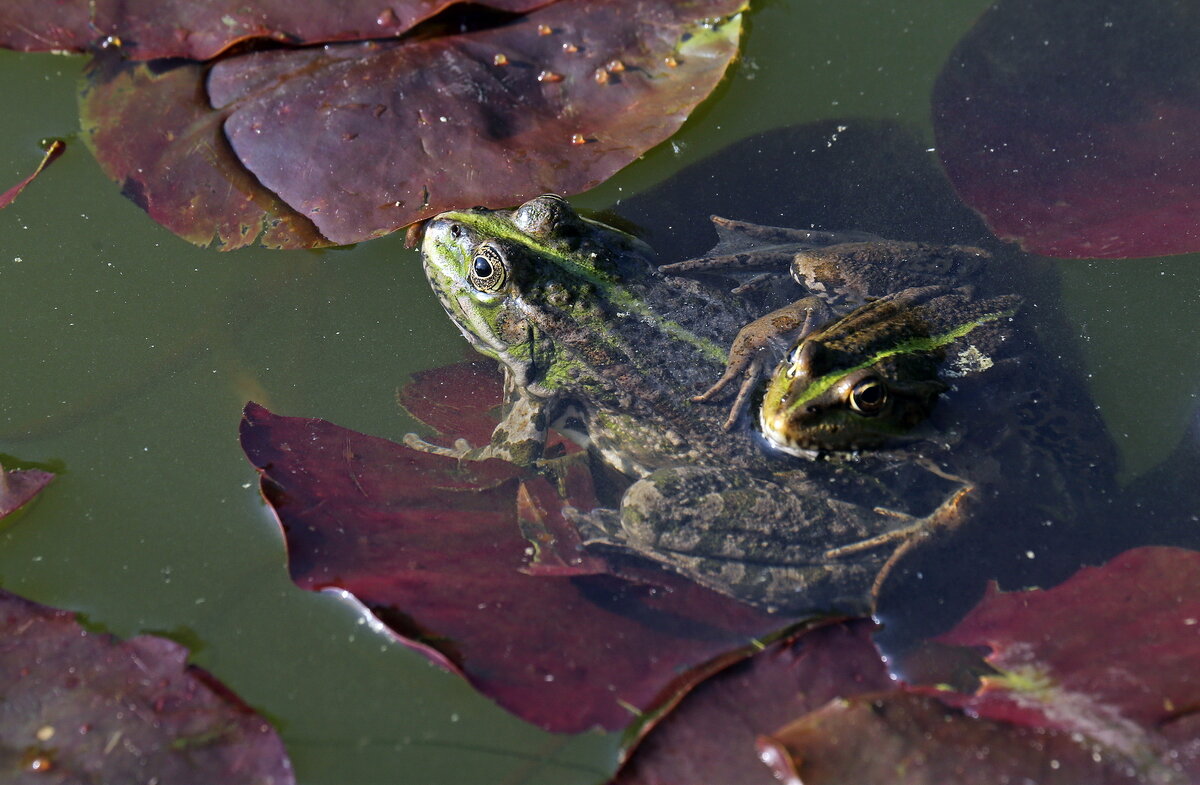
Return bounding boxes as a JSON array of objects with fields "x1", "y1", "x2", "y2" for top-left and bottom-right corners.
[
  {"x1": 572, "y1": 466, "x2": 927, "y2": 614},
  {"x1": 694, "y1": 296, "x2": 831, "y2": 430},
  {"x1": 404, "y1": 383, "x2": 549, "y2": 467}
]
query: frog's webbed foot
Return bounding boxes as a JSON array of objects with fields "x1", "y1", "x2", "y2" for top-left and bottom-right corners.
[
  {"x1": 824, "y1": 483, "x2": 974, "y2": 562},
  {"x1": 564, "y1": 505, "x2": 622, "y2": 546},
  {"x1": 404, "y1": 383, "x2": 550, "y2": 467},
  {"x1": 694, "y1": 297, "x2": 831, "y2": 430},
  {"x1": 402, "y1": 433, "x2": 506, "y2": 462}
]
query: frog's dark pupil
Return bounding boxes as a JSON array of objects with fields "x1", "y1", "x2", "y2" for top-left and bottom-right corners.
[
  {"x1": 858, "y1": 384, "x2": 883, "y2": 404},
  {"x1": 473, "y1": 255, "x2": 493, "y2": 278}
]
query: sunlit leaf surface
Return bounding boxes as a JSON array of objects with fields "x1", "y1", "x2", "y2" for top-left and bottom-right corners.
[
  {"x1": 934, "y1": 0, "x2": 1200, "y2": 258},
  {"x1": 74, "y1": 0, "x2": 745, "y2": 249},
  {"x1": 0, "y1": 463, "x2": 53, "y2": 519},
  {"x1": 0, "y1": 589, "x2": 292, "y2": 784},
  {"x1": 0, "y1": 0, "x2": 550, "y2": 60},
  {"x1": 240, "y1": 361, "x2": 796, "y2": 733}
]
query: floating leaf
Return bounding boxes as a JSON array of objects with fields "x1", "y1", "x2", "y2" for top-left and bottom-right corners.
[
  {"x1": 80, "y1": 56, "x2": 329, "y2": 250},
  {"x1": 0, "y1": 462, "x2": 54, "y2": 520},
  {"x1": 0, "y1": 588, "x2": 292, "y2": 784},
  {"x1": 934, "y1": 0, "x2": 1200, "y2": 258},
  {"x1": 0, "y1": 139, "x2": 65, "y2": 210},
  {"x1": 0, "y1": 0, "x2": 550, "y2": 60},
  {"x1": 611, "y1": 620, "x2": 889, "y2": 785},
  {"x1": 762, "y1": 692, "x2": 1147, "y2": 785},
  {"x1": 932, "y1": 546, "x2": 1200, "y2": 761},
  {"x1": 79, "y1": 0, "x2": 745, "y2": 248},
  {"x1": 240, "y1": 361, "x2": 795, "y2": 733},
  {"x1": 610, "y1": 547, "x2": 1200, "y2": 784}
]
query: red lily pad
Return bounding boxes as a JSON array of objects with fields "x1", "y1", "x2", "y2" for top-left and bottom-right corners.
[
  {"x1": 611, "y1": 620, "x2": 890, "y2": 785},
  {"x1": 0, "y1": 463, "x2": 54, "y2": 519},
  {"x1": 0, "y1": 0, "x2": 550, "y2": 60},
  {"x1": 0, "y1": 139, "x2": 65, "y2": 210},
  {"x1": 931, "y1": 546, "x2": 1200, "y2": 762},
  {"x1": 0, "y1": 588, "x2": 292, "y2": 784},
  {"x1": 762, "y1": 692, "x2": 1148, "y2": 785},
  {"x1": 79, "y1": 56, "x2": 330, "y2": 251},
  {"x1": 77, "y1": 0, "x2": 744, "y2": 249},
  {"x1": 609, "y1": 547, "x2": 1200, "y2": 784},
  {"x1": 933, "y1": 0, "x2": 1200, "y2": 258},
  {"x1": 240, "y1": 361, "x2": 795, "y2": 733}
]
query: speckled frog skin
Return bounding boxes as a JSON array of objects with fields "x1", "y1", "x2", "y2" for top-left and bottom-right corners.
[{"x1": 409, "y1": 196, "x2": 1115, "y2": 613}]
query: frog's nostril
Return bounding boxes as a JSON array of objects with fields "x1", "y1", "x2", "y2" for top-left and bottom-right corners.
[{"x1": 449, "y1": 223, "x2": 462, "y2": 238}]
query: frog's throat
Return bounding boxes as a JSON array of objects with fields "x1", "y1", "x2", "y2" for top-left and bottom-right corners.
[
  {"x1": 767, "y1": 306, "x2": 1019, "y2": 416},
  {"x1": 436, "y1": 209, "x2": 728, "y2": 366}
]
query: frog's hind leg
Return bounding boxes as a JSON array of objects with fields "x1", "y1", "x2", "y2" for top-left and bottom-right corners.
[{"x1": 661, "y1": 217, "x2": 882, "y2": 277}]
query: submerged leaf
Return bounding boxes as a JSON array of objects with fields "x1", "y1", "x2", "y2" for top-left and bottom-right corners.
[
  {"x1": 0, "y1": 463, "x2": 54, "y2": 520},
  {"x1": 0, "y1": 589, "x2": 292, "y2": 784},
  {"x1": 934, "y1": 0, "x2": 1200, "y2": 258},
  {"x1": 240, "y1": 362, "x2": 794, "y2": 733},
  {"x1": 0, "y1": 140, "x2": 65, "y2": 210}
]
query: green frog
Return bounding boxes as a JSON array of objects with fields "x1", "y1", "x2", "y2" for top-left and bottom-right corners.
[{"x1": 409, "y1": 195, "x2": 1113, "y2": 613}]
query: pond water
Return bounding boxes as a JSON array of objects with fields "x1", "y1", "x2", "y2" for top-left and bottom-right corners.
[{"x1": 1, "y1": 1, "x2": 1198, "y2": 783}]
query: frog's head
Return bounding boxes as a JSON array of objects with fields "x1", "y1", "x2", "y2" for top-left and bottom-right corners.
[
  {"x1": 759, "y1": 287, "x2": 1020, "y2": 455},
  {"x1": 419, "y1": 194, "x2": 654, "y2": 394}
]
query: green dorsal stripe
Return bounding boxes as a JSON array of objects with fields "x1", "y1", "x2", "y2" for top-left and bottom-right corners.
[
  {"x1": 784, "y1": 307, "x2": 1018, "y2": 413},
  {"x1": 441, "y1": 210, "x2": 729, "y2": 364}
]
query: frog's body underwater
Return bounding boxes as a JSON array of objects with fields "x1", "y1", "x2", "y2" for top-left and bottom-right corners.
[{"x1": 410, "y1": 195, "x2": 1117, "y2": 614}]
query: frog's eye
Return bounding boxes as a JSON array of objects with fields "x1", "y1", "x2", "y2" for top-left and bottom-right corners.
[
  {"x1": 468, "y1": 243, "x2": 508, "y2": 293},
  {"x1": 848, "y1": 376, "x2": 888, "y2": 415},
  {"x1": 514, "y1": 194, "x2": 575, "y2": 237}
]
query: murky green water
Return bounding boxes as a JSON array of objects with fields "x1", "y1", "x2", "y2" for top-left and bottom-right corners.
[{"x1": 1, "y1": 2, "x2": 1197, "y2": 783}]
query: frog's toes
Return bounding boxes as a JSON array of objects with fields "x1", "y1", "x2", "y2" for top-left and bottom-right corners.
[
  {"x1": 402, "y1": 433, "x2": 475, "y2": 458},
  {"x1": 564, "y1": 506, "x2": 623, "y2": 545}
]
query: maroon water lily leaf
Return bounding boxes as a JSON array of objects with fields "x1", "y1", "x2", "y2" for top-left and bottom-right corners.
[
  {"x1": 930, "y1": 545, "x2": 1200, "y2": 774},
  {"x1": 933, "y1": 0, "x2": 1200, "y2": 258},
  {"x1": 761, "y1": 692, "x2": 1149, "y2": 785},
  {"x1": 80, "y1": 56, "x2": 330, "y2": 250},
  {"x1": 0, "y1": 0, "x2": 550, "y2": 60},
  {"x1": 0, "y1": 139, "x2": 65, "y2": 210},
  {"x1": 610, "y1": 620, "x2": 890, "y2": 785},
  {"x1": 240, "y1": 361, "x2": 794, "y2": 733},
  {"x1": 0, "y1": 463, "x2": 54, "y2": 520},
  {"x1": 0, "y1": 588, "x2": 292, "y2": 784},
  {"x1": 78, "y1": 0, "x2": 744, "y2": 249},
  {"x1": 609, "y1": 547, "x2": 1200, "y2": 784}
]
